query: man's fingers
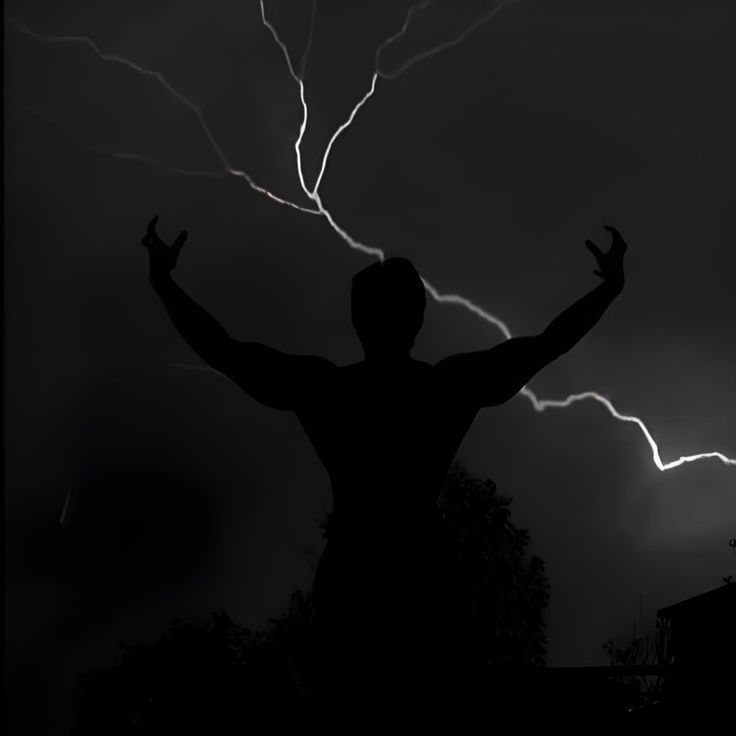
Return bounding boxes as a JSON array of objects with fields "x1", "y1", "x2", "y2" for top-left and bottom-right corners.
[
  {"x1": 142, "y1": 217, "x2": 188, "y2": 266},
  {"x1": 603, "y1": 225, "x2": 627, "y2": 252},
  {"x1": 585, "y1": 239, "x2": 603, "y2": 258}
]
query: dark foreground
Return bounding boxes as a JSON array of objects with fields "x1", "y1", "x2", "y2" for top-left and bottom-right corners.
[{"x1": 70, "y1": 610, "x2": 732, "y2": 733}]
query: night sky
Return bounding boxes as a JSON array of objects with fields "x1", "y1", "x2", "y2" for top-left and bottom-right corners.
[{"x1": 5, "y1": 0, "x2": 736, "y2": 731}]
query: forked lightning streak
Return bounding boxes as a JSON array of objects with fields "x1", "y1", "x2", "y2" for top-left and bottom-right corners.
[{"x1": 9, "y1": 2, "x2": 735, "y2": 472}]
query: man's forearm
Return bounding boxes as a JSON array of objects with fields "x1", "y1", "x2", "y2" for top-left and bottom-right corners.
[
  {"x1": 542, "y1": 278, "x2": 623, "y2": 358},
  {"x1": 150, "y1": 271, "x2": 232, "y2": 364}
]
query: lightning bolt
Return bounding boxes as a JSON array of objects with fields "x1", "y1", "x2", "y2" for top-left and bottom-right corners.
[
  {"x1": 7, "y1": 18, "x2": 320, "y2": 215},
  {"x1": 375, "y1": 0, "x2": 519, "y2": 80},
  {"x1": 9, "y1": 3, "x2": 735, "y2": 473},
  {"x1": 259, "y1": 0, "x2": 735, "y2": 472}
]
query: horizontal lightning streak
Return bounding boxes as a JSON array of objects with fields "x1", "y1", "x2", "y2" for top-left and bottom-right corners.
[
  {"x1": 520, "y1": 390, "x2": 736, "y2": 470},
  {"x1": 424, "y1": 284, "x2": 736, "y2": 470},
  {"x1": 19, "y1": 104, "x2": 239, "y2": 181}
]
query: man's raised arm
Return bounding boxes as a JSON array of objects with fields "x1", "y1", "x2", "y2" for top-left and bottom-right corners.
[
  {"x1": 142, "y1": 215, "x2": 332, "y2": 410},
  {"x1": 436, "y1": 225, "x2": 627, "y2": 407}
]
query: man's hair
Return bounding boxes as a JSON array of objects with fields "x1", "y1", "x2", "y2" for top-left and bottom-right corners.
[{"x1": 351, "y1": 258, "x2": 426, "y2": 353}]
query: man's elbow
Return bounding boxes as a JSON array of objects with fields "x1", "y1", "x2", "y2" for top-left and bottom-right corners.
[{"x1": 193, "y1": 339, "x2": 236, "y2": 375}]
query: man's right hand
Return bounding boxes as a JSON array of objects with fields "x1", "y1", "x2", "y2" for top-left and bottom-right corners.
[
  {"x1": 142, "y1": 214, "x2": 188, "y2": 281},
  {"x1": 584, "y1": 225, "x2": 627, "y2": 288}
]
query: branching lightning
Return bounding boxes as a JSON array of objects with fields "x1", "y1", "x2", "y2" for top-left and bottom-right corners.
[
  {"x1": 259, "y1": 0, "x2": 735, "y2": 472},
  {"x1": 258, "y1": 2, "x2": 384, "y2": 259},
  {"x1": 375, "y1": 0, "x2": 519, "y2": 80},
  {"x1": 9, "y1": 3, "x2": 735, "y2": 473},
  {"x1": 8, "y1": 18, "x2": 320, "y2": 215}
]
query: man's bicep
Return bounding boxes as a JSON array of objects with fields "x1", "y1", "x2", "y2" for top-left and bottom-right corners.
[
  {"x1": 436, "y1": 334, "x2": 555, "y2": 407},
  {"x1": 217, "y1": 341, "x2": 334, "y2": 410}
]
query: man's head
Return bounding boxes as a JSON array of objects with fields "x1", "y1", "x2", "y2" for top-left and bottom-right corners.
[{"x1": 351, "y1": 258, "x2": 426, "y2": 359}]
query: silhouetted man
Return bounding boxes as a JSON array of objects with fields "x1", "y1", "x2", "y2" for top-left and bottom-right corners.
[{"x1": 142, "y1": 217, "x2": 626, "y2": 721}]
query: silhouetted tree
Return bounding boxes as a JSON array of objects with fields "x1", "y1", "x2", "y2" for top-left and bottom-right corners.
[
  {"x1": 318, "y1": 461, "x2": 550, "y2": 669},
  {"x1": 437, "y1": 462, "x2": 550, "y2": 668},
  {"x1": 71, "y1": 606, "x2": 313, "y2": 734}
]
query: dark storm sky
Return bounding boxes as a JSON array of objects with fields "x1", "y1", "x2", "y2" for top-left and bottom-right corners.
[{"x1": 5, "y1": 0, "x2": 736, "y2": 730}]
